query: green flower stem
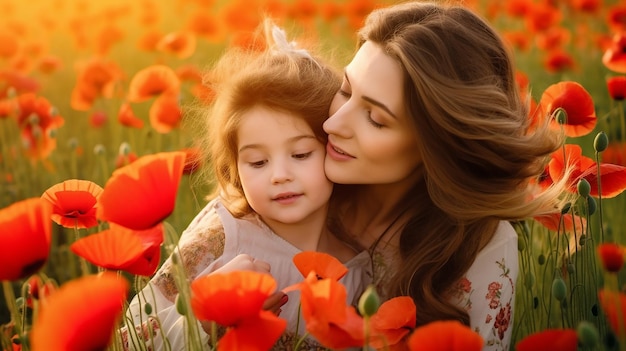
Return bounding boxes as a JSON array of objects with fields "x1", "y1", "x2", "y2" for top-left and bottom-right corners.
[
  {"x1": 595, "y1": 153, "x2": 604, "y2": 243},
  {"x1": 2, "y1": 281, "x2": 22, "y2": 336},
  {"x1": 618, "y1": 101, "x2": 625, "y2": 143},
  {"x1": 74, "y1": 225, "x2": 90, "y2": 276}
]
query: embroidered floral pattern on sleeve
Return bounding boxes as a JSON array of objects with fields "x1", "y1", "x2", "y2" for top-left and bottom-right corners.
[
  {"x1": 451, "y1": 258, "x2": 514, "y2": 351},
  {"x1": 152, "y1": 207, "x2": 226, "y2": 302}
]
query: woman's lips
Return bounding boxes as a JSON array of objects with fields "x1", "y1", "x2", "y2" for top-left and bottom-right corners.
[{"x1": 326, "y1": 142, "x2": 355, "y2": 161}]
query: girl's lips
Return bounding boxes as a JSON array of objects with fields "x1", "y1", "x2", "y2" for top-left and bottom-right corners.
[
  {"x1": 272, "y1": 193, "x2": 302, "y2": 205},
  {"x1": 326, "y1": 142, "x2": 355, "y2": 161}
]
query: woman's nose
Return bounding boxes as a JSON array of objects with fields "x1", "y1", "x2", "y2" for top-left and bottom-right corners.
[{"x1": 323, "y1": 97, "x2": 352, "y2": 138}]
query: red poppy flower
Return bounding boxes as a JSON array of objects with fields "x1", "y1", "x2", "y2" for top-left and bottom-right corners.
[
  {"x1": 533, "y1": 213, "x2": 587, "y2": 233},
  {"x1": 126, "y1": 65, "x2": 180, "y2": 103},
  {"x1": 599, "y1": 289, "x2": 626, "y2": 338},
  {"x1": 191, "y1": 271, "x2": 286, "y2": 351},
  {"x1": 515, "y1": 328, "x2": 578, "y2": 351},
  {"x1": 0, "y1": 32, "x2": 19, "y2": 59},
  {"x1": 97, "y1": 151, "x2": 186, "y2": 230},
  {"x1": 186, "y1": 13, "x2": 221, "y2": 41},
  {"x1": 570, "y1": 0, "x2": 600, "y2": 14},
  {"x1": 533, "y1": 82, "x2": 596, "y2": 137},
  {"x1": 137, "y1": 30, "x2": 163, "y2": 52},
  {"x1": 30, "y1": 272, "x2": 129, "y2": 351},
  {"x1": 117, "y1": 102, "x2": 144, "y2": 129},
  {"x1": 369, "y1": 296, "x2": 416, "y2": 349},
  {"x1": 544, "y1": 49, "x2": 576, "y2": 73},
  {"x1": 293, "y1": 251, "x2": 348, "y2": 281},
  {"x1": 536, "y1": 27, "x2": 571, "y2": 51},
  {"x1": 0, "y1": 70, "x2": 39, "y2": 98},
  {"x1": 607, "y1": 76, "x2": 626, "y2": 100},
  {"x1": 603, "y1": 32, "x2": 626, "y2": 74},
  {"x1": 505, "y1": 0, "x2": 532, "y2": 18},
  {"x1": 15, "y1": 93, "x2": 65, "y2": 160},
  {"x1": 220, "y1": 0, "x2": 261, "y2": 33},
  {"x1": 156, "y1": 31, "x2": 197, "y2": 59},
  {"x1": 41, "y1": 179, "x2": 103, "y2": 229},
  {"x1": 89, "y1": 110, "x2": 107, "y2": 128},
  {"x1": 0, "y1": 198, "x2": 52, "y2": 281},
  {"x1": 37, "y1": 55, "x2": 63, "y2": 75},
  {"x1": 70, "y1": 57, "x2": 124, "y2": 111},
  {"x1": 598, "y1": 243, "x2": 624, "y2": 273},
  {"x1": 524, "y1": 3, "x2": 562, "y2": 33},
  {"x1": 175, "y1": 64, "x2": 202, "y2": 83},
  {"x1": 70, "y1": 223, "x2": 163, "y2": 276},
  {"x1": 406, "y1": 320, "x2": 482, "y2": 351},
  {"x1": 549, "y1": 144, "x2": 626, "y2": 198},
  {"x1": 604, "y1": 142, "x2": 626, "y2": 166},
  {"x1": 149, "y1": 94, "x2": 181, "y2": 133},
  {"x1": 608, "y1": 5, "x2": 626, "y2": 32},
  {"x1": 298, "y1": 272, "x2": 364, "y2": 349},
  {"x1": 115, "y1": 151, "x2": 138, "y2": 169},
  {"x1": 26, "y1": 275, "x2": 56, "y2": 308}
]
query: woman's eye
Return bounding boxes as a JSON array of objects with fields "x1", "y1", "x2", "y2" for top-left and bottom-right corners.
[
  {"x1": 338, "y1": 89, "x2": 351, "y2": 98},
  {"x1": 367, "y1": 113, "x2": 384, "y2": 129},
  {"x1": 293, "y1": 152, "x2": 313, "y2": 160}
]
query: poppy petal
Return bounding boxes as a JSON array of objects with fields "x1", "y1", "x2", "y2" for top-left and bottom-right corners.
[
  {"x1": 70, "y1": 223, "x2": 163, "y2": 276},
  {"x1": 0, "y1": 198, "x2": 52, "y2": 281},
  {"x1": 515, "y1": 328, "x2": 578, "y2": 351},
  {"x1": 293, "y1": 251, "x2": 348, "y2": 281},
  {"x1": 191, "y1": 271, "x2": 276, "y2": 327},
  {"x1": 149, "y1": 94, "x2": 181, "y2": 134},
  {"x1": 370, "y1": 296, "x2": 417, "y2": 347},
  {"x1": 579, "y1": 163, "x2": 626, "y2": 198},
  {"x1": 599, "y1": 289, "x2": 626, "y2": 338},
  {"x1": 97, "y1": 151, "x2": 186, "y2": 230},
  {"x1": 30, "y1": 272, "x2": 129, "y2": 351},
  {"x1": 218, "y1": 311, "x2": 286, "y2": 351},
  {"x1": 407, "y1": 320, "x2": 483, "y2": 351}
]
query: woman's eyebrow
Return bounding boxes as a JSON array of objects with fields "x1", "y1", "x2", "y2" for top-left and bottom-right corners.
[{"x1": 344, "y1": 71, "x2": 398, "y2": 119}]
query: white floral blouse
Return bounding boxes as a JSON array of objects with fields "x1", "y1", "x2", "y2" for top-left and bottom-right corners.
[{"x1": 370, "y1": 221, "x2": 518, "y2": 351}]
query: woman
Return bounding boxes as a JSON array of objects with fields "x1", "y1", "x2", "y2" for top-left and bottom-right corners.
[{"x1": 324, "y1": 1, "x2": 567, "y2": 349}]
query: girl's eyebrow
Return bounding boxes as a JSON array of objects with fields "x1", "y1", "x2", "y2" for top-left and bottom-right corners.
[
  {"x1": 238, "y1": 135, "x2": 316, "y2": 153},
  {"x1": 344, "y1": 71, "x2": 398, "y2": 119}
]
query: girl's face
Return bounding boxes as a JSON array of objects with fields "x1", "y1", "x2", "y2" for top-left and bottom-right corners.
[
  {"x1": 237, "y1": 105, "x2": 332, "y2": 227},
  {"x1": 323, "y1": 41, "x2": 421, "y2": 185}
]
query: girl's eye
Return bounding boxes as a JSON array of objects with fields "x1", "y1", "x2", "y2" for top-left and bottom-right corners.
[
  {"x1": 293, "y1": 152, "x2": 313, "y2": 160},
  {"x1": 249, "y1": 160, "x2": 267, "y2": 168}
]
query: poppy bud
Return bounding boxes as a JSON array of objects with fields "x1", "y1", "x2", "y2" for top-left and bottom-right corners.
[
  {"x1": 144, "y1": 302, "x2": 153, "y2": 315},
  {"x1": 552, "y1": 277, "x2": 567, "y2": 301},
  {"x1": 555, "y1": 109, "x2": 567, "y2": 124},
  {"x1": 119, "y1": 142, "x2": 131, "y2": 156},
  {"x1": 577, "y1": 179, "x2": 591, "y2": 198},
  {"x1": 358, "y1": 285, "x2": 380, "y2": 317},
  {"x1": 175, "y1": 294, "x2": 187, "y2": 316},
  {"x1": 93, "y1": 144, "x2": 106, "y2": 155},
  {"x1": 28, "y1": 113, "x2": 39, "y2": 125},
  {"x1": 518, "y1": 235, "x2": 526, "y2": 252},
  {"x1": 561, "y1": 202, "x2": 571, "y2": 214},
  {"x1": 586, "y1": 197, "x2": 596, "y2": 215},
  {"x1": 597, "y1": 243, "x2": 624, "y2": 273},
  {"x1": 538, "y1": 254, "x2": 546, "y2": 265},
  {"x1": 577, "y1": 321, "x2": 599, "y2": 348},
  {"x1": 594, "y1": 131, "x2": 608, "y2": 152}
]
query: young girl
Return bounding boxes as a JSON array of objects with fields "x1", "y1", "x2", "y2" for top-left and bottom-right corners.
[{"x1": 124, "y1": 20, "x2": 371, "y2": 350}]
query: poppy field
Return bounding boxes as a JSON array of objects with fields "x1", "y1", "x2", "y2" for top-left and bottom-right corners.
[{"x1": 1, "y1": 0, "x2": 626, "y2": 350}]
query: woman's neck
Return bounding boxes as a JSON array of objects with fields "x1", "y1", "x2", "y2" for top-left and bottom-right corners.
[{"x1": 341, "y1": 178, "x2": 420, "y2": 250}]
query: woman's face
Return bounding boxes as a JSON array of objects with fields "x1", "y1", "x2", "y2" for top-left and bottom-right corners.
[{"x1": 323, "y1": 41, "x2": 421, "y2": 185}]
